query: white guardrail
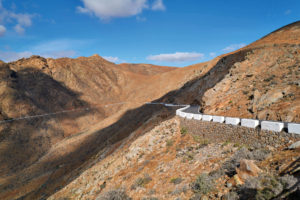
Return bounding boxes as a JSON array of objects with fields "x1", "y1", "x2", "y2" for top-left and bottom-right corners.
[
  {"x1": 1, "y1": 102, "x2": 299, "y2": 135},
  {"x1": 176, "y1": 105, "x2": 300, "y2": 135}
]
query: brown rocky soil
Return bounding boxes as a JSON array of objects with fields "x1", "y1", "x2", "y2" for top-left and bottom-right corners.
[
  {"x1": 0, "y1": 21, "x2": 299, "y2": 199},
  {"x1": 48, "y1": 116, "x2": 300, "y2": 200},
  {"x1": 160, "y1": 22, "x2": 300, "y2": 122}
]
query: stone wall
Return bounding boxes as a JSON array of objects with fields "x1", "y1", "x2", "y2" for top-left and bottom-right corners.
[{"x1": 179, "y1": 118, "x2": 300, "y2": 148}]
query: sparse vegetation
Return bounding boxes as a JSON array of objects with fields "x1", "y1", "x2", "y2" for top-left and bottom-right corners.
[
  {"x1": 263, "y1": 75, "x2": 275, "y2": 82},
  {"x1": 243, "y1": 90, "x2": 249, "y2": 95},
  {"x1": 131, "y1": 174, "x2": 152, "y2": 190},
  {"x1": 251, "y1": 149, "x2": 270, "y2": 161},
  {"x1": 278, "y1": 174, "x2": 298, "y2": 190},
  {"x1": 222, "y1": 147, "x2": 253, "y2": 177},
  {"x1": 141, "y1": 197, "x2": 158, "y2": 200},
  {"x1": 190, "y1": 173, "x2": 215, "y2": 195},
  {"x1": 192, "y1": 135, "x2": 210, "y2": 148},
  {"x1": 175, "y1": 144, "x2": 181, "y2": 152},
  {"x1": 180, "y1": 127, "x2": 188, "y2": 135},
  {"x1": 96, "y1": 188, "x2": 132, "y2": 200},
  {"x1": 233, "y1": 143, "x2": 240, "y2": 148},
  {"x1": 185, "y1": 152, "x2": 194, "y2": 161},
  {"x1": 222, "y1": 140, "x2": 231, "y2": 147},
  {"x1": 222, "y1": 191, "x2": 239, "y2": 200},
  {"x1": 171, "y1": 185, "x2": 188, "y2": 195},
  {"x1": 237, "y1": 174, "x2": 298, "y2": 200},
  {"x1": 166, "y1": 139, "x2": 174, "y2": 147},
  {"x1": 100, "y1": 181, "x2": 106, "y2": 190},
  {"x1": 170, "y1": 177, "x2": 183, "y2": 185},
  {"x1": 3, "y1": 20, "x2": 300, "y2": 200}
]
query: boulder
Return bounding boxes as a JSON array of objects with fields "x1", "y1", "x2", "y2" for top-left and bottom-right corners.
[
  {"x1": 236, "y1": 159, "x2": 262, "y2": 181},
  {"x1": 288, "y1": 141, "x2": 300, "y2": 150},
  {"x1": 228, "y1": 159, "x2": 262, "y2": 185}
]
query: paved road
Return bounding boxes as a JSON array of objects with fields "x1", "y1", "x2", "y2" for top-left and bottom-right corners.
[{"x1": 181, "y1": 106, "x2": 200, "y2": 114}]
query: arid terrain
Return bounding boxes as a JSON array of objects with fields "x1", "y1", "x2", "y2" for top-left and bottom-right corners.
[{"x1": 0, "y1": 21, "x2": 300, "y2": 200}]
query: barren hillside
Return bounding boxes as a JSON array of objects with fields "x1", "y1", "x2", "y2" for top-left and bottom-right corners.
[
  {"x1": 0, "y1": 21, "x2": 300, "y2": 200},
  {"x1": 161, "y1": 21, "x2": 300, "y2": 122},
  {"x1": 0, "y1": 52, "x2": 197, "y2": 200},
  {"x1": 118, "y1": 63, "x2": 176, "y2": 76}
]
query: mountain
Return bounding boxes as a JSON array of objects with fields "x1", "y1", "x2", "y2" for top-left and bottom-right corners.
[
  {"x1": 118, "y1": 63, "x2": 176, "y2": 76},
  {"x1": 0, "y1": 52, "x2": 196, "y2": 200},
  {"x1": 0, "y1": 21, "x2": 300, "y2": 200},
  {"x1": 162, "y1": 21, "x2": 300, "y2": 122}
]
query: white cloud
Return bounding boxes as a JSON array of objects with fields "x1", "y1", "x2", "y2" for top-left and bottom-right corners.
[
  {"x1": 0, "y1": 2, "x2": 34, "y2": 35},
  {"x1": 103, "y1": 56, "x2": 119, "y2": 63},
  {"x1": 76, "y1": 6, "x2": 91, "y2": 14},
  {"x1": 77, "y1": 0, "x2": 165, "y2": 20},
  {"x1": 152, "y1": 0, "x2": 165, "y2": 11},
  {"x1": 14, "y1": 24, "x2": 25, "y2": 34},
  {"x1": 222, "y1": 43, "x2": 246, "y2": 52},
  {"x1": 9, "y1": 13, "x2": 33, "y2": 27},
  {"x1": 147, "y1": 52, "x2": 204, "y2": 62},
  {"x1": 209, "y1": 52, "x2": 216, "y2": 57},
  {"x1": 0, "y1": 24, "x2": 6, "y2": 36},
  {"x1": 0, "y1": 51, "x2": 32, "y2": 62},
  {"x1": 0, "y1": 39, "x2": 89, "y2": 62}
]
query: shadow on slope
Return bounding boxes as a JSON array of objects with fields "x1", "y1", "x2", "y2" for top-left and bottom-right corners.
[
  {"x1": 0, "y1": 67, "x2": 94, "y2": 180},
  {"x1": 155, "y1": 49, "x2": 251, "y2": 109},
  {"x1": 18, "y1": 104, "x2": 175, "y2": 200},
  {"x1": 2, "y1": 49, "x2": 251, "y2": 199}
]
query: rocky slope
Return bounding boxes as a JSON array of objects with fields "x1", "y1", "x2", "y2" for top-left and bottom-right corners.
[
  {"x1": 0, "y1": 21, "x2": 300, "y2": 200},
  {"x1": 48, "y1": 116, "x2": 300, "y2": 200},
  {"x1": 162, "y1": 21, "x2": 300, "y2": 122},
  {"x1": 118, "y1": 63, "x2": 176, "y2": 76},
  {"x1": 0, "y1": 52, "x2": 200, "y2": 199}
]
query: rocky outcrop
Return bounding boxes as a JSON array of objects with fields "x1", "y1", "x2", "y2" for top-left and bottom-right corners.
[
  {"x1": 234, "y1": 159, "x2": 262, "y2": 184},
  {"x1": 288, "y1": 141, "x2": 300, "y2": 149},
  {"x1": 1, "y1": 21, "x2": 300, "y2": 200}
]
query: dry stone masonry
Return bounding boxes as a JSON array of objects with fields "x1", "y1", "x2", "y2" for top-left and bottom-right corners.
[{"x1": 176, "y1": 105, "x2": 300, "y2": 135}]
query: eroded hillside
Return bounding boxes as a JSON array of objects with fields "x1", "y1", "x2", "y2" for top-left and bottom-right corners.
[
  {"x1": 46, "y1": 21, "x2": 300, "y2": 200},
  {"x1": 0, "y1": 52, "x2": 202, "y2": 199},
  {"x1": 1, "y1": 21, "x2": 300, "y2": 200},
  {"x1": 162, "y1": 21, "x2": 300, "y2": 122},
  {"x1": 48, "y1": 116, "x2": 300, "y2": 200}
]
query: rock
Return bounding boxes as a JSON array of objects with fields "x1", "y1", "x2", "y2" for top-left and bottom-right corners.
[
  {"x1": 288, "y1": 141, "x2": 300, "y2": 150},
  {"x1": 235, "y1": 159, "x2": 262, "y2": 184},
  {"x1": 227, "y1": 174, "x2": 243, "y2": 186},
  {"x1": 255, "y1": 88, "x2": 287, "y2": 112},
  {"x1": 226, "y1": 182, "x2": 232, "y2": 188},
  {"x1": 222, "y1": 191, "x2": 239, "y2": 200},
  {"x1": 201, "y1": 195, "x2": 208, "y2": 200},
  {"x1": 233, "y1": 174, "x2": 243, "y2": 185}
]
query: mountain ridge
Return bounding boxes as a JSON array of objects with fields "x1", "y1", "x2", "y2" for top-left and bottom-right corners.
[{"x1": 0, "y1": 21, "x2": 300, "y2": 200}]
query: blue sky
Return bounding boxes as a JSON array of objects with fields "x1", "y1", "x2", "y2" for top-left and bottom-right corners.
[{"x1": 0, "y1": 0, "x2": 299, "y2": 67}]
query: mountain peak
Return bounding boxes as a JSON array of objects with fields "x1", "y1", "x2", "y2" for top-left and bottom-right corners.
[{"x1": 91, "y1": 54, "x2": 101, "y2": 57}]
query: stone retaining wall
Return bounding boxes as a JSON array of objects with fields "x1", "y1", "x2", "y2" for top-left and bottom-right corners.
[
  {"x1": 180, "y1": 118, "x2": 300, "y2": 148},
  {"x1": 176, "y1": 106, "x2": 300, "y2": 134}
]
